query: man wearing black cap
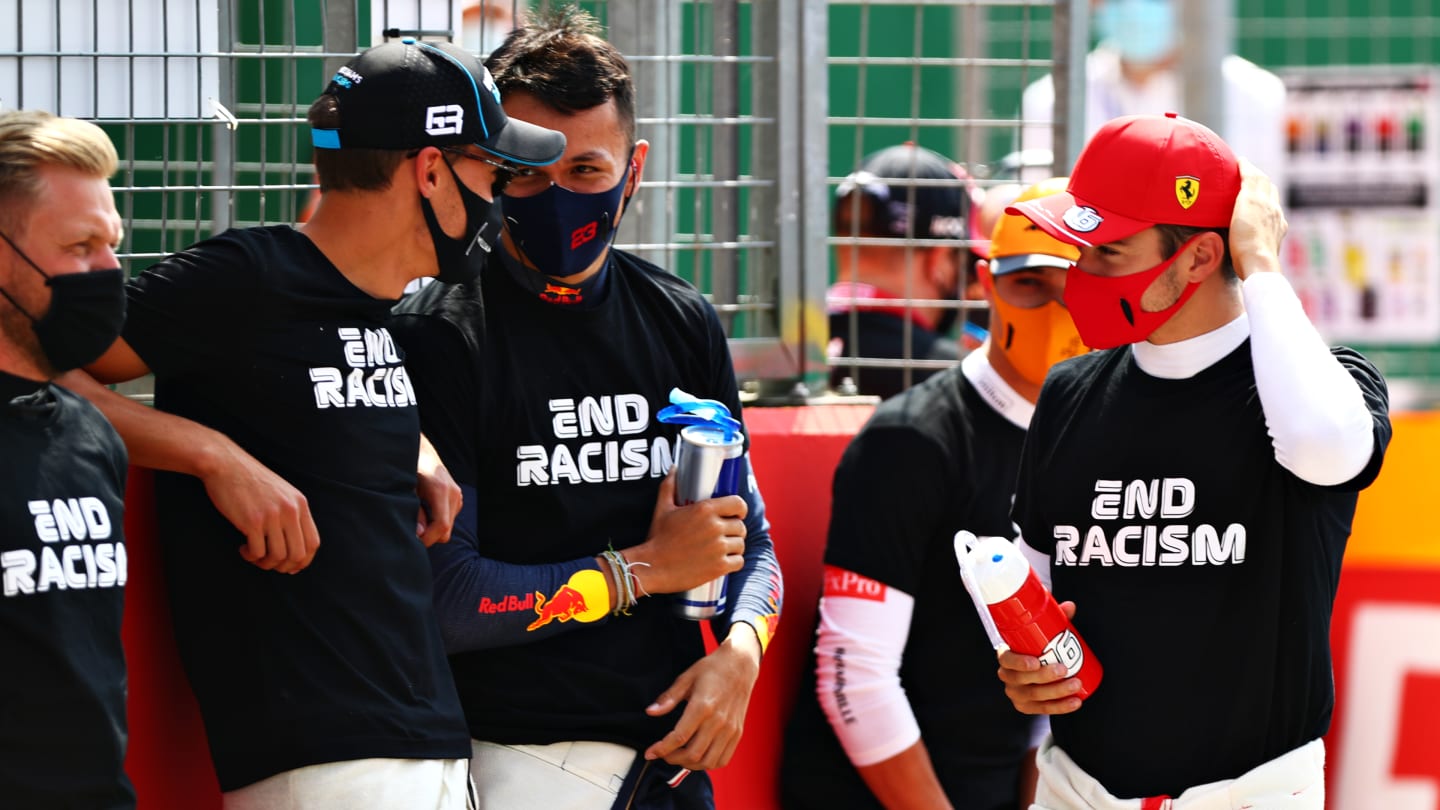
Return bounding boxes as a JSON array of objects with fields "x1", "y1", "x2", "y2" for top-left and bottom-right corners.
[
  {"x1": 390, "y1": 9, "x2": 781, "y2": 809},
  {"x1": 829, "y1": 143, "x2": 984, "y2": 400},
  {"x1": 60, "y1": 39, "x2": 564, "y2": 806},
  {"x1": 781, "y1": 179, "x2": 1086, "y2": 810},
  {"x1": 997, "y1": 115, "x2": 1390, "y2": 808}
]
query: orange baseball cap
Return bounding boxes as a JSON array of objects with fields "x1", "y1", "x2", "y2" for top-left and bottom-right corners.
[{"x1": 989, "y1": 177, "x2": 1081, "y2": 275}]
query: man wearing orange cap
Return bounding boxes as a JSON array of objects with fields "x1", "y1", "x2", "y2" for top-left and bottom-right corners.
[
  {"x1": 782, "y1": 179, "x2": 1086, "y2": 810},
  {"x1": 997, "y1": 114, "x2": 1391, "y2": 809}
]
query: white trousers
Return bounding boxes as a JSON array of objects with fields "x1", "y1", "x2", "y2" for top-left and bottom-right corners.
[
  {"x1": 469, "y1": 739, "x2": 638, "y2": 810},
  {"x1": 222, "y1": 757, "x2": 473, "y2": 810},
  {"x1": 1031, "y1": 736, "x2": 1325, "y2": 810}
]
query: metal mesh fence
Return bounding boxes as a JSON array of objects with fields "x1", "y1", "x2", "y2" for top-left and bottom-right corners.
[
  {"x1": 6, "y1": 0, "x2": 1440, "y2": 401},
  {"x1": 823, "y1": 1, "x2": 1064, "y2": 398},
  {"x1": 581, "y1": 1, "x2": 812, "y2": 397},
  {"x1": 1237, "y1": 0, "x2": 1440, "y2": 401}
]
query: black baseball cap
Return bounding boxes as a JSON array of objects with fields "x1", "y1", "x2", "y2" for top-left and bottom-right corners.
[
  {"x1": 834, "y1": 143, "x2": 982, "y2": 242},
  {"x1": 311, "y1": 38, "x2": 565, "y2": 167}
]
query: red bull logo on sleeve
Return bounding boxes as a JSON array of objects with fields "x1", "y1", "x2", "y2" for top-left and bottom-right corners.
[
  {"x1": 526, "y1": 568, "x2": 610, "y2": 631},
  {"x1": 749, "y1": 572, "x2": 783, "y2": 653},
  {"x1": 477, "y1": 592, "x2": 534, "y2": 614}
]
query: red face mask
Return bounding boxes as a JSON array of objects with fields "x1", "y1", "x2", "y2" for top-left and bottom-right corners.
[{"x1": 1062, "y1": 236, "x2": 1203, "y2": 349}]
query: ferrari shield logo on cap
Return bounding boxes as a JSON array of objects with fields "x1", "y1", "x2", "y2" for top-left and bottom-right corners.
[{"x1": 1175, "y1": 176, "x2": 1200, "y2": 210}]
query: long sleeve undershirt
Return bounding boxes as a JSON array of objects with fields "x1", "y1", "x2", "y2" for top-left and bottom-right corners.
[
  {"x1": 1130, "y1": 272, "x2": 1374, "y2": 487},
  {"x1": 429, "y1": 453, "x2": 780, "y2": 653}
]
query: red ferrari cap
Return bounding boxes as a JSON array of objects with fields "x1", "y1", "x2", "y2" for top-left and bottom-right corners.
[{"x1": 1009, "y1": 113, "x2": 1240, "y2": 247}]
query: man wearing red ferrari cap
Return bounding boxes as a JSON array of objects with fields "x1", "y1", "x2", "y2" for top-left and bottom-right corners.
[{"x1": 995, "y1": 113, "x2": 1392, "y2": 809}]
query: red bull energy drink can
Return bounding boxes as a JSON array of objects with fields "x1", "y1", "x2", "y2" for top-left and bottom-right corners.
[{"x1": 672, "y1": 425, "x2": 744, "y2": 620}]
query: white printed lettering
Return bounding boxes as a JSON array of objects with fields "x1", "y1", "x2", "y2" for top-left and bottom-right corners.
[
  {"x1": 1053, "y1": 526, "x2": 1080, "y2": 566},
  {"x1": 1161, "y1": 478, "x2": 1195, "y2": 519},
  {"x1": 425, "y1": 104, "x2": 465, "y2": 136},
  {"x1": 310, "y1": 367, "x2": 344, "y2": 408},
  {"x1": 517, "y1": 445, "x2": 549, "y2": 486},
  {"x1": 616, "y1": 394, "x2": 648, "y2": 435},
  {"x1": 1091, "y1": 480, "x2": 1122, "y2": 520},
  {"x1": 2, "y1": 550, "x2": 35, "y2": 596},
  {"x1": 578, "y1": 397, "x2": 614, "y2": 437},
  {"x1": 1124, "y1": 479, "x2": 1159, "y2": 519},
  {"x1": 1079, "y1": 526, "x2": 1115, "y2": 566},
  {"x1": 550, "y1": 444, "x2": 581, "y2": 485}
]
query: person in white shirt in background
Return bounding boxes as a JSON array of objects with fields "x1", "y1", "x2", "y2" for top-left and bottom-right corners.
[{"x1": 1020, "y1": 0, "x2": 1286, "y2": 185}]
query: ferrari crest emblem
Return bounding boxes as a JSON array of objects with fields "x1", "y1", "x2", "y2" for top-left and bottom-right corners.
[{"x1": 1175, "y1": 176, "x2": 1200, "y2": 209}]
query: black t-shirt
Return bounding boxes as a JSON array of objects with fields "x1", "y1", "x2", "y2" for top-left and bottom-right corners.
[
  {"x1": 828, "y1": 310, "x2": 960, "y2": 400},
  {"x1": 122, "y1": 226, "x2": 469, "y2": 790},
  {"x1": 0, "y1": 372, "x2": 133, "y2": 809},
  {"x1": 390, "y1": 249, "x2": 750, "y2": 749},
  {"x1": 781, "y1": 363, "x2": 1033, "y2": 810},
  {"x1": 1013, "y1": 342, "x2": 1390, "y2": 798}
]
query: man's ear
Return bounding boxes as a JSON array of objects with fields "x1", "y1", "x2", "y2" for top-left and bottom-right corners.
[
  {"x1": 974, "y1": 259, "x2": 997, "y2": 304},
  {"x1": 1184, "y1": 231, "x2": 1227, "y2": 282},
  {"x1": 411, "y1": 146, "x2": 445, "y2": 199},
  {"x1": 923, "y1": 245, "x2": 961, "y2": 295},
  {"x1": 627, "y1": 140, "x2": 650, "y2": 195}
]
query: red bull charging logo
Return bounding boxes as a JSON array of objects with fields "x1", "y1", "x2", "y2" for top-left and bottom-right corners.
[
  {"x1": 526, "y1": 568, "x2": 610, "y2": 631},
  {"x1": 540, "y1": 282, "x2": 583, "y2": 305}
]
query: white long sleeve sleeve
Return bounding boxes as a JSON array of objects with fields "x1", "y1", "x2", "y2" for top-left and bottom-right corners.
[
  {"x1": 813, "y1": 568, "x2": 921, "y2": 767},
  {"x1": 1244, "y1": 272, "x2": 1375, "y2": 486}
]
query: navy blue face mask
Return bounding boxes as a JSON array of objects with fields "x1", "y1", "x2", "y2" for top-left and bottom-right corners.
[{"x1": 502, "y1": 159, "x2": 632, "y2": 282}]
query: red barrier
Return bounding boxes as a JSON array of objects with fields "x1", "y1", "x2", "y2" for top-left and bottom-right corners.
[
  {"x1": 120, "y1": 468, "x2": 221, "y2": 809},
  {"x1": 117, "y1": 405, "x2": 874, "y2": 809},
  {"x1": 709, "y1": 405, "x2": 875, "y2": 810}
]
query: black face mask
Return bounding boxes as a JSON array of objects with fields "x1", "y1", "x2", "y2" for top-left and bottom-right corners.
[
  {"x1": 419, "y1": 156, "x2": 504, "y2": 285},
  {"x1": 0, "y1": 231, "x2": 126, "y2": 373}
]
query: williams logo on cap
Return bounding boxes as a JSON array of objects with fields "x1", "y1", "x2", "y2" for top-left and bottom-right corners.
[
  {"x1": 1175, "y1": 176, "x2": 1200, "y2": 210},
  {"x1": 425, "y1": 104, "x2": 465, "y2": 137}
]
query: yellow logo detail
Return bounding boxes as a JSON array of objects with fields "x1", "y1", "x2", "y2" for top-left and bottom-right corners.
[
  {"x1": 525, "y1": 568, "x2": 610, "y2": 631},
  {"x1": 1175, "y1": 176, "x2": 1200, "y2": 210}
]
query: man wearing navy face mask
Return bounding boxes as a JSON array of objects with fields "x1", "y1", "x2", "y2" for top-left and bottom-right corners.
[
  {"x1": 0, "y1": 110, "x2": 133, "y2": 810},
  {"x1": 60, "y1": 40, "x2": 566, "y2": 807},
  {"x1": 391, "y1": 8, "x2": 782, "y2": 809}
]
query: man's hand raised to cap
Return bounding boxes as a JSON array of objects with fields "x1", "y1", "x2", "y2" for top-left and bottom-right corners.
[{"x1": 1228, "y1": 158, "x2": 1288, "y2": 281}]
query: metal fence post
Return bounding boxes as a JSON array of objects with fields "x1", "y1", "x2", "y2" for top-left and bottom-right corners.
[
  {"x1": 608, "y1": 0, "x2": 679, "y2": 273},
  {"x1": 1181, "y1": 0, "x2": 1230, "y2": 137},
  {"x1": 1053, "y1": 0, "x2": 1087, "y2": 173},
  {"x1": 783, "y1": 0, "x2": 831, "y2": 399}
]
